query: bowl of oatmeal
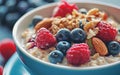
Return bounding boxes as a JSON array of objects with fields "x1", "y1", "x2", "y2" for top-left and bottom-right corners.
[{"x1": 13, "y1": 1, "x2": 120, "y2": 75}]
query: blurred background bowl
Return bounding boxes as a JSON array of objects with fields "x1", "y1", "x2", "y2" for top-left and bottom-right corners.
[{"x1": 13, "y1": 1, "x2": 120, "y2": 75}]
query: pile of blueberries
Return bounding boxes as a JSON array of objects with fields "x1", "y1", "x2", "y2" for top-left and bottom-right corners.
[{"x1": 0, "y1": 0, "x2": 57, "y2": 30}]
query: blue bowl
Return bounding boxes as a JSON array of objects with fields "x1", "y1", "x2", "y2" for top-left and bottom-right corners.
[{"x1": 13, "y1": 1, "x2": 120, "y2": 75}]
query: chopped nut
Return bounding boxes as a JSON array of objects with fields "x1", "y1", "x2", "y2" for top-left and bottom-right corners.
[
  {"x1": 84, "y1": 20, "x2": 99, "y2": 33},
  {"x1": 87, "y1": 8, "x2": 99, "y2": 16}
]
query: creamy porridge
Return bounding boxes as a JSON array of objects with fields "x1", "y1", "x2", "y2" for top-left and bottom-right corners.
[{"x1": 21, "y1": 1, "x2": 120, "y2": 67}]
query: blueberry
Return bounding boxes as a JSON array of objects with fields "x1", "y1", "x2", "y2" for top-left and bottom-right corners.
[
  {"x1": 107, "y1": 41, "x2": 120, "y2": 55},
  {"x1": 48, "y1": 50, "x2": 64, "y2": 64},
  {"x1": 79, "y1": 8, "x2": 87, "y2": 14},
  {"x1": 79, "y1": 20, "x2": 84, "y2": 29},
  {"x1": 44, "y1": 0, "x2": 55, "y2": 3},
  {"x1": 0, "y1": 0, "x2": 4, "y2": 5},
  {"x1": 32, "y1": 15, "x2": 43, "y2": 25},
  {"x1": 71, "y1": 28, "x2": 86, "y2": 43},
  {"x1": 56, "y1": 28, "x2": 71, "y2": 42},
  {"x1": 28, "y1": 0, "x2": 41, "y2": 6},
  {"x1": 17, "y1": 1, "x2": 29, "y2": 14},
  {"x1": 5, "y1": 12, "x2": 20, "y2": 28},
  {"x1": 5, "y1": 0, "x2": 17, "y2": 12},
  {"x1": 56, "y1": 41, "x2": 71, "y2": 55},
  {"x1": 26, "y1": 7, "x2": 34, "y2": 12},
  {"x1": 0, "y1": 6, "x2": 8, "y2": 21}
]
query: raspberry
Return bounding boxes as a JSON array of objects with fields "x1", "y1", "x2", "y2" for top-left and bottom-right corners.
[
  {"x1": 96, "y1": 21, "x2": 117, "y2": 42},
  {"x1": 35, "y1": 28, "x2": 56, "y2": 49},
  {"x1": 0, "y1": 66, "x2": 3, "y2": 75},
  {"x1": 0, "y1": 39, "x2": 16, "y2": 62},
  {"x1": 52, "y1": 0, "x2": 78, "y2": 17},
  {"x1": 66, "y1": 43, "x2": 90, "y2": 65}
]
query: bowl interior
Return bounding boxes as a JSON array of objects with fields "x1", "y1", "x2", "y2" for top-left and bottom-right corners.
[{"x1": 13, "y1": 1, "x2": 120, "y2": 70}]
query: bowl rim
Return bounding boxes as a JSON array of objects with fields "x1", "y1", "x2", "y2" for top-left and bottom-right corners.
[{"x1": 13, "y1": 1, "x2": 120, "y2": 70}]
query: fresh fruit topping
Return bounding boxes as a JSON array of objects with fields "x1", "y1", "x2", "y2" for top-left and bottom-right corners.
[
  {"x1": 0, "y1": 39, "x2": 16, "y2": 62},
  {"x1": 56, "y1": 28, "x2": 71, "y2": 42},
  {"x1": 107, "y1": 41, "x2": 120, "y2": 55},
  {"x1": 52, "y1": 0, "x2": 78, "y2": 17},
  {"x1": 34, "y1": 18, "x2": 53, "y2": 31},
  {"x1": 48, "y1": 50, "x2": 64, "y2": 64},
  {"x1": 56, "y1": 41, "x2": 71, "y2": 55},
  {"x1": 32, "y1": 15, "x2": 43, "y2": 26},
  {"x1": 79, "y1": 8, "x2": 87, "y2": 14},
  {"x1": 96, "y1": 21, "x2": 117, "y2": 42},
  {"x1": 92, "y1": 37, "x2": 108, "y2": 56},
  {"x1": 66, "y1": 43, "x2": 90, "y2": 65},
  {"x1": 0, "y1": 66, "x2": 3, "y2": 75},
  {"x1": 35, "y1": 28, "x2": 56, "y2": 49},
  {"x1": 70, "y1": 28, "x2": 86, "y2": 43},
  {"x1": 79, "y1": 20, "x2": 84, "y2": 29}
]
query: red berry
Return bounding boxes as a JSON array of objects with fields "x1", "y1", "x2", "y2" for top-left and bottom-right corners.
[
  {"x1": 0, "y1": 66, "x2": 3, "y2": 75},
  {"x1": 0, "y1": 39, "x2": 16, "y2": 62},
  {"x1": 66, "y1": 43, "x2": 90, "y2": 65},
  {"x1": 35, "y1": 28, "x2": 56, "y2": 49},
  {"x1": 96, "y1": 21, "x2": 117, "y2": 42},
  {"x1": 52, "y1": 0, "x2": 78, "y2": 17}
]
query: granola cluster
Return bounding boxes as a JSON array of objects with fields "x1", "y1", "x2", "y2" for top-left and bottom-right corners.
[{"x1": 46, "y1": 8, "x2": 106, "y2": 38}]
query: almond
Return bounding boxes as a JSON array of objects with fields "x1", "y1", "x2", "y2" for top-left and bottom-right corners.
[
  {"x1": 34, "y1": 18, "x2": 53, "y2": 31},
  {"x1": 92, "y1": 37, "x2": 108, "y2": 56}
]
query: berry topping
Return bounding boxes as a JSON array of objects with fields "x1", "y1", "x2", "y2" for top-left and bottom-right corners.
[
  {"x1": 0, "y1": 39, "x2": 16, "y2": 62},
  {"x1": 70, "y1": 28, "x2": 87, "y2": 43},
  {"x1": 79, "y1": 8, "x2": 87, "y2": 14},
  {"x1": 56, "y1": 41, "x2": 71, "y2": 55},
  {"x1": 52, "y1": 0, "x2": 78, "y2": 17},
  {"x1": 0, "y1": 66, "x2": 3, "y2": 75},
  {"x1": 79, "y1": 20, "x2": 84, "y2": 29},
  {"x1": 96, "y1": 21, "x2": 117, "y2": 42},
  {"x1": 56, "y1": 28, "x2": 71, "y2": 42},
  {"x1": 32, "y1": 15, "x2": 43, "y2": 26},
  {"x1": 107, "y1": 41, "x2": 120, "y2": 55},
  {"x1": 48, "y1": 50, "x2": 64, "y2": 64},
  {"x1": 35, "y1": 28, "x2": 56, "y2": 49},
  {"x1": 66, "y1": 43, "x2": 90, "y2": 65}
]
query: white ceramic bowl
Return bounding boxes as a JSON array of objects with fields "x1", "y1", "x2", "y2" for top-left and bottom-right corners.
[{"x1": 13, "y1": 1, "x2": 120, "y2": 75}]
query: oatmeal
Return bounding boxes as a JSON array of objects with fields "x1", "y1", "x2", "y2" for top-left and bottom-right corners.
[{"x1": 21, "y1": 1, "x2": 120, "y2": 67}]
